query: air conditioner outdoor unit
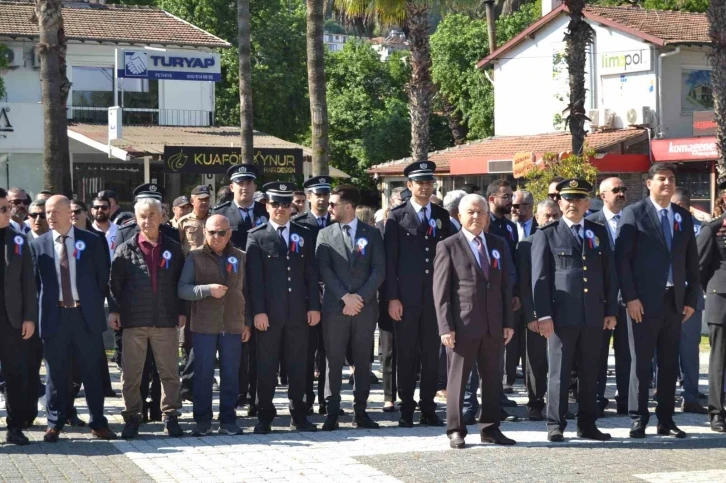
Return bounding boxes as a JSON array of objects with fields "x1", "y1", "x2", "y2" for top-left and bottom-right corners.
[
  {"x1": 626, "y1": 106, "x2": 653, "y2": 127},
  {"x1": 601, "y1": 108, "x2": 616, "y2": 128},
  {"x1": 2, "y1": 48, "x2": 24, "y2": 69},
  {"x1": 587, "y1": 109, "x2": 600, "y2": 128}
]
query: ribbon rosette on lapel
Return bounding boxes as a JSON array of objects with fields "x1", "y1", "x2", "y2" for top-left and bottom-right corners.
[
  {"x1": 585, "y1": 229, "x2": 598, "y2": 249},
  {"x1": 72, "y1": 240, "x2": 86, "y2": 260},
  {"x1": 506, "y1": 224, "x2": 514, "y2": 240},
  {"x1": 491, "y1": 249, "x2": 501, "y2": 270},
  {"x1": 290, "y1": 233, "x2": 302, "y2": 253},
  {"x1": 110, "y1": 235, "x2": 116, "y2": 251},
  {"x1": 226, "y1": 256, "x2": 238, "y2": 273},
  {"x1": 427, "y1": 219, "x2": 437, "y2": 236},
  {"x1": 13, "y1": 235, "x2": 23, "y2": 255},
  {"x1": 674, "y1": 213, "x2": 682, "y2": 232},
  {"x1": 356, "y1": 237, "x2": 368, "y2": 255},
  {"x1": 160, "y1": 250, "x2": 172, "y2": 269}
]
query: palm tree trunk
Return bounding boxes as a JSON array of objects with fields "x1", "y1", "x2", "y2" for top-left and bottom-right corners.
[
  {"x1": 238, "y1": 0, "x2": 254, "y2": 164},
  {"x1": 709, "y1": 0, "x2": 726, "y2": 183},
  {"x1": 406, "y1": 3, "x2": 433, "y2": 163},
  {"x1": 564, "y1": 0, "x2": 594, "y2": 156},
  {"x1": 441, "y1": 96, "x2": 468, "y2": 144},
  {"x1": 307, "y1": 0, "x2": 330, "y2": 176},
  {"x1": 35, "y1": 0, "x2": 70, "y2": 195}
]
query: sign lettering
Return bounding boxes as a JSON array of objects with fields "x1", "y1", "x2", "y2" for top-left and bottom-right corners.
[
  {"x1": 116, "y1": 49, "x2": 221, "y2": 82},
  {"x1": 600, "y1": 49, "x2": 651, "y2": 75},
  {"x1": 651, "y1": 137, "x2": 719, "y2": 162},
  {"x1": 693, "y1": 110, "x2": 717, "y2": 137},
  {"x1": 162, "y1": 146, "x2": 303, "y2": 175}
]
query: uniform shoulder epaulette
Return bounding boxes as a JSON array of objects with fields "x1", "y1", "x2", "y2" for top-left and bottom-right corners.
[
  {"x1": 291, "y1": 220, "x2": 312, "y2": 232},
  {"x1": 178, "y1": 212, "x2": 195, "y2": 223},
  {"x1": 539, "y1": 220, "x2": 558, "y2": 230},
  {"x1": 249, "y1": 223, "x2": 267, "y2": 233},
  {"x1": 391, "y1": 202, "x2": 407, "y2": 211},
  {"x1": 212, "y1": 201, "x2": 232, "y2": 212},
  {"x1": 291, "y1": 212, "x2": 308, "y2": 221}
]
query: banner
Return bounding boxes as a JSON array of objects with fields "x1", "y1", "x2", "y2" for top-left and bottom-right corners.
[
  {"x1": 650, "y1": 137, "x2": 718, "y2": 162},
  {"x1": 162, "y1": 146, "x2": 304, "y2": 175},
  {"x1": 116, "y1": 49, "x2": 221, "y2": 82},
  {"x1": 512, "y1": 152, "x2": 535, "y2": 178}
]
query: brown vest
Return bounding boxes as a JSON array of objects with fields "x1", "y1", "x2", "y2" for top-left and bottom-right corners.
[{"x1": 188, "y1": 243, "x2": 247, "y2": 334}]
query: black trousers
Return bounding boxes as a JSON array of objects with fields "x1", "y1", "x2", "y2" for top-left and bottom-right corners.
[
  {"x1": 504, "y1": 310, "x2": 526, "y2": 386},
  {"x1": 23, "y1": 330, "x2": 44, "y2": 425},
  {"x1": 0, "y1": 314, "x2": 30, "y2": 430},
  {"x1": 305, "y1": 322, "x2": 326, "y2": 408},
  {"x1": 446, "y1": 332, "x2": 502, "y2": 436},
  {"x1": 596, "y1": 305, "x2": 630, "y2": 409},
  {"x1": 547, "y1": 324, "x2": 604, "y2": 431},
  {"x1": 395, "y1": 301, "x2": 440, "y2": 415},
  {"x1": 708, "y1": 323, "x2": 726, "y2": 418},
  {"x1": 525, "y1": 328, "x2": 547, "y2": 410},
  {"x1": 239, "y1": 332, "x2": 257, "y2": 406},
  {"x1": 256, "y1": 322, "x2": 308, "y2": 423},
  {"x1": 379, "y1": 327, "x2": 397, "y2": 402}
]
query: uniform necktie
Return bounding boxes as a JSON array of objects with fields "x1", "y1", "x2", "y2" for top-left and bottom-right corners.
[
  {"x1": 421, "y1": 206, "x2": 428, "y2": 227},
  {"x1": 661, "y1": 209, "x2": 674, "y2": 284},
  {"x1": 572, "y1": 224, "x2": 583, "y2": 246},
  {"x1": 241, "y1": 207, "x2": 251, "y2": 221},
  {"x1": 58, "y1": 235, "x2": 74, "y2": 306},
  {"x1": 342, "y1": 224, "x2": 354, "y2": 253},
  {"x1": 474, "y1": 236, "x2": 490, "y2": 279},
  {"x1": 612, "y1": 214, "x2": 621, "y2": 240},
  {"x1": 318, "y1": 217, "x2": 325, "y2": 228},
  {"x1": 277, "y1": 226, "x2": 287, "y2": 247}
]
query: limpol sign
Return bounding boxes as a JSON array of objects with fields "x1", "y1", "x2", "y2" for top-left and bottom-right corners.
[
  {"x1": 115, "y1": 49, "x2": 221, "y2": 82},
  {"x1": 599, "y1": 49, "x2": 651, "y2": 75}
]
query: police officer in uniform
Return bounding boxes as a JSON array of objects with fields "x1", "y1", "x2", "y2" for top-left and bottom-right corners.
[
  {"x1": 177, "y1": 186, "x2": 212, "y2": 255},
  {"x1": 292, "y1": 176, "x2": 335, "y2": 415},
  {"x1": 246, "y1": 182, "x2": 321, "y2": 434},
  {"x1": 212, "y1": 164, "x2": 267, "y2": 413},
  {"x1": 531, "y1": 179, "x2": 618, "y2": 443},
  {"x1": 385, "y1": 161, "x2": 453, "y2": 427}
]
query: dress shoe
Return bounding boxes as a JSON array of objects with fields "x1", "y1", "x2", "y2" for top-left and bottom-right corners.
[
  {"x1": 564, "y1": 410, "x2": 575, "y2": 420},
  {"x1": 322, "y1": 415, "x2": 339, "y2": 431},
  {"x1": 382, "y1": 404, "x2": 397, "y2": 413},
  {"x1": 616, "y1": 405, "x2": 628, "y2": 415},
  {"x1": 43, "y1": 427, "x2": 60, "y2": 443},
  {"x1": 218, "y1": 423, "x2": 244, "y2": 435},
  {"x1": 503, "y1": 385, "x2": 514, "y2": 394},
  {"x1": 597, "y1": 407, "x2": 605, "y2": 418},
  {"x1": 253, "y1": 421, "x2": 272, "y2": 435},
  {"x1": 291, "y1": 417, "x2": 318, "y2": 432},
  {"x1": 528, "y1": 407, "x2": 544, "y2": 421},
  {"x1": 500, "y1": 409, "x2": 518, "y2": 422},
  {"x1": 449, "y1": 431, "x2": 465, "y2": 449},
  {"x1": 480, "y1": 427, "x2": 516, "y2": 445},
  {"x1": 682, "y1": 401, "x2": 708, "y2": 414},
  {"x1": 247, "y1": 405, "x2": 258, "y2": 418},
  {"x1": 629, "y1": 421, "x2": 646, "y2": 439},
  {"x1": 164, "y1": 415, "x2": 184, "y2": 437},
  {"x1": 6, "y1": 428, "x2": 30, "y2": 446},
  {"x1": 318, "y1": 404, "x2": 327, "y2": 415},
  {"x1": 420, "y1": 413, "x2": 444, "y2": 427},
  {"x1": 398, "y1": 415, "x2": 414, "y2": 428},
  {"x1": 235, "y1": 395, "x2": 247, "y2": 408},
  {"x1": 547, "y1": 428, "x2": 564, "y2": 442},
  {"x1": 104, "y1": 388, "x2": 119, "y2": 398},
  {"x1": 500, "y1": 396, "x2": 517, "y2": 408},
  {"x1": 698, "y1": 391, "x2": 707, "y2": 399},
  {"x1": 122, "y1": 417, "x2": 141, "y2": 439},
  {"x1": 66, "y1": 415, "x2": 87, "y2": 427},
  {"x1": 656, "y1": 423, "x2": 686, "y2": 438},
  {"x1": 577, "y1": 425, "x2": 611, "y2": 441},
  {"x1": 192, "y1": 423, "x2": 213, "y2": 436},
  {"x1": 370, "y1": 372, "x2": 379, "y2": 384},
  {"x1": 92, "y1": 427, "x2": 118, "y2": 440},
  {"x1": 354, "y1": 411, "x2": 380, "y2": 429},
  {"x1": 711, "y1": 416, "x2": 726, "y2": 433},
  {"x1": 463, "y1": 413, "x2": 476, "y2": 426}
]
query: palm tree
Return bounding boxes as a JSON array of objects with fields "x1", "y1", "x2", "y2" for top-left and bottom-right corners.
[
  {"x1": 307, "y1": 0, "x2": 330, "y2": 176},
  {"x1": 34, "y1": 0, "x2": 72, "y2": 195},
  {"x1": 709, "y1": 0, "x2": 726, "y2": 183},
  {"x1": 563, "y1": 0, "x2": 594, "y2": 156},
  {"x1": 238, "y1": 0, "x2": 254, "y2": 164}
]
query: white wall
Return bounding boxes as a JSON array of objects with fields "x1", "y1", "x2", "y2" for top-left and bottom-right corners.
[{"x1": 659, "y1": 47, "x2": 711, "y2": 139}]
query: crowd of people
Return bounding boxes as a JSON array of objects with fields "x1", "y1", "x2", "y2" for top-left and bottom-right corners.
[{"x1": 0, "y1": 160, "x2": 724, "y2": 450}]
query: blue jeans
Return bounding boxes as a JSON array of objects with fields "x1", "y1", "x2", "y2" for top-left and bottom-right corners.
[
  {"x1": 192, "y1": 332, "x2": 241, "y2": 425},
  {"x1": 680, "y1": 310, "x2": 702, "y2": 404},
  {"x1": 462, "y1": 361, "x2": 479, "y2": 417}
]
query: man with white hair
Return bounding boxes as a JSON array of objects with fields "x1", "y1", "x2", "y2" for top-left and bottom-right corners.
[
  {"x1": 109, "y1": 198, "x2": 186, "y2": 439},
  {"x1": 443, "y1": 190, "x2": 467, "y2": 232}
]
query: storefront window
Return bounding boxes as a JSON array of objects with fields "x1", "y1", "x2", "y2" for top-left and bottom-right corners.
[
  {"x1": 121, "y1": 78, "x2": 159, "y2": 109},
  {"x1": 71, "y1": 67, "x2": 114, "y2": 108}
]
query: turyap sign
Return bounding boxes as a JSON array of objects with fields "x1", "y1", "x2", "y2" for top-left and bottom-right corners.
[
  {"x1": 115, "y1": 49, "x2": 221, "y2": 81},
  {"x1": 599, "y1": 49, "x2": 651, "y2": 75},
  {"x1": 162, "y1": 146, "x2": 304, "y2": 175}
]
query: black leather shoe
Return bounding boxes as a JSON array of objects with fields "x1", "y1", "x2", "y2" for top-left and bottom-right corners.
[
  {"x1": 577, "y1": 425, "x2": 611, "y2": 441},
  {"x1": 597, "y1": 407, "x2": 605, "y2": 418},
  {"x1": 657, "y1": 423, "x2": 686, "y2": 438},
  {"x1": 711, "y1": 416, "x2": 726, "y2": 433},
  {"x1": 382, "y1": 404, "x2": 397, "y2": 413},
  {"x1": 121, "y1": 417, "x2": 141, "y2": 439},
  {"x1": 629, "y1": 421, "x2": 646, "y2": 438},
  {"x1": 528, "y1": 407, "x2": 544, "y2": 421},
  {"x1": 235, "y1": 395, "x2": 247, "y2": 408},
  {"x1": 547, "y1": 428, "x2": 564, "y2": 442},
  {"x1": 44, "y1": 427, "x2": 60, "y2": 443},
  {"x1": 354, "y1": 411, "x2": 380, "y2": 429},
  {"x1": 463, "y1": 413, "x2": 476, "y2": 425},
  {"x1": 322, "y1": 415, "x2": 339, "y2": 431},
  {"x1": 682, "y1": 401, "x2": 708, "y2": 414},
  {"x1": 564, "y1": 410, "x2": 575, "y2": 420},
  {"x1": 253, "y1": 421, "x2": 272, "y2": 434},
  {"x1": 291, "y1": 417, "x2": 318, "y2": 432},
  {"x1": 616, "y1": 405, "x2": 628, "y2": 415},
  {"x1": 449, "y1": 431, "x2": 465, "y2": 449},
  {"x1": 6, "y1": 428, "x2": 30, "y2": 446},
  {"x1": 104, "y1": 388, "x2": 119, "y2": 398},
  {"x1": 481, "y1": 427, "x2": 516, "y2": 445},
  {"x1": 398, "y1": 414, "x2": 414, "y2": 428},
  {"x1": 248, "y1": 405, "x2": 258, "y2": 418},
  {"x1": 500, "y1": 409, "x2": 519, "y2": 422},
  {"x1": 501, "y1": 396, "x2": 517, "y2": 408},
  {"x1": 318, "y1": 404, "x2": 327, "y2": 415},
  {"x1": 420, "y1": 413, "x2": 444, "y2": 427},
  {"x1": 66, "y1": 415, "x2": 87, "y2": 427}
]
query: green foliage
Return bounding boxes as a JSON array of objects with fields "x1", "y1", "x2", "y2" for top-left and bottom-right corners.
[
  {"x1": 522, "y1": 150, "x2": 599, "y2": 203},
  {"x1": 592, "y1": 0, "x2": 708, "y2": 12},
  {"x1": 325, "y1": 19, "x2": 347, "y2": 34},
  {"x1": 0, "y1": 43, "x2": 8, "y2": 99}
]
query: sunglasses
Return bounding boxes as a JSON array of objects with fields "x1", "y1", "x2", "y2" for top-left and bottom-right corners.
[
  {"x1": 548, "y1": 193, "x2": 561, "y2": 201},
  {"x1": 9, "y1": 199, "x2": 29, "y2": 206},
  {"x1": 561, "y1": 194, "x2": 587, "y2": 202},
  {"x1": 206, "y1": 229, "x2": 228, "y2": 237},
  {"x1": 511, "y1": 203, "x2": 530, "y2": 209},
  {"x1": 329, "y1": 202, "x2": 347, "y2": 208},
  {"x1": 28, "y1": 212, "x2": 46, "y2": 220},
  {"x1": 607, "y1": 187, "x2": 627, "y2": 194},
  {"x1": 71, "y1": 209, "x2": 85, "y2": 215},
  {"x1": 92, "y1": 205, "x2": 110, "y2": 211},
  {"x1": 269, "y1": 202, "x2": 291, "y2": 209}
]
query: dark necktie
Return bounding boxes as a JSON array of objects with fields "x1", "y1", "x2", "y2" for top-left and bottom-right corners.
[
  {"x1": 342, "y1": 225, "x2": 354, "y2": 253},
  {"x1": 277, "y1": 226, "x2": 287, "y2": 247},
  {"x1": 318, "y1": 217, "x2": 325, "y2": 228},
  {"x1": 661, "y1": 209, "x2": 674, "y2": 284},
  {"x1": 572, "y1": 224, "x2": 583, "y2": 246},
  {"x1": 474, "y1": 236, "x2": 490, "y2": 279},
  {"x1": 58, "y1": 235, "x2": 74, "y2": 306},
  {"x1": 421, "y1": 206, "x2": 428, "y2": 227}
]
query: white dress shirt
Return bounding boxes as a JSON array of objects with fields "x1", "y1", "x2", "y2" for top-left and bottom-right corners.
[
  {"x1": 315, "y1": 215, "x2": 328, "y2": 228},
  {"x1": 92, "y1": 221, "x2": 119, "y2": 261},
  {"x1": 649, "y1": 197, "x2": 674, "y2": 286},
  {"x1": 10, "y1": 219, "x2": 30, "y2": 234},
  {"x1": 517, "y1": 218, "x2": 534, "y2": 241},
  {"x1": 462, "y1": 227, "x2": 489, "y2": 267},
  {"x1": 51, "y1": 227, "x2": 80, "y2": 301},
  {"x1": 269, "y1": 219, "x2": 291, "y2": 247},
  {"x1": 410, "y1": 199, "x2": 432, "y2": 223},
  {"x1": 450, "y1": 217, "x2": 461, "y2": 231},
  {"x1": 340, "y1": 217, "x2": 359, "y2": 241},
  {"x1": 234, "y1": 201, "x2": 256, "y2": 221},
  {"x1": 562, "y1": 216, "x2": 584, "y2": 240},
  {"x1": 601, "y1": 206, "x2": 622, "y2": 242}
]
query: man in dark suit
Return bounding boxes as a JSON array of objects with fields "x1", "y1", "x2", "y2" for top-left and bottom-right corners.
[
  {"x1": 385, "y1": 161, "x2": 453, "y2": 427},
  {"x1": 518, "y1": 199, "x2": 560, "y2": 421},
  {"x1": 0, "y1": 188, "x2": 38, "y2": 445},
  {"x1": 292, "y1": 176, "x2": 334, "y2": 415},
  {"x1": 316, "y1": 184, "x2": 385, "y2": 431},
  {"x1": 434, "y1": 193, "x2": 515, "y2": 449},
  {"x1": 586, "y1": 176, "x2": 630, "y2": 416},
  {"x1": 213, "y1": 164, "x2": 267, "y2": 414},
  {"x1": 246, "y1": 182, "x2": 321, "y2": 434},
  {"x1": 616, "y1": 163, "x2": 700, "y2": 439},
  {"x1": 532, "y1": 179, "x2": 618, "y2": 442},
  {"x1": 31, "y1": 195, "x2": 117, "y2": 442}
]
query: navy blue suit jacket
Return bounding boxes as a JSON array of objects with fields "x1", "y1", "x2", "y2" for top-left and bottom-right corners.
[{"x1": 30, "y1": 227, "x2": 110, "y2": 338}]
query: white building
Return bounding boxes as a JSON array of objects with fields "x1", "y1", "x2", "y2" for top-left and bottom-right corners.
[
  {"x1": 370, "y1": 31, "x2": 408, "y2": 62},
  {"x1": 323, "y1": 32, "x2": 355, "y2": 52}
]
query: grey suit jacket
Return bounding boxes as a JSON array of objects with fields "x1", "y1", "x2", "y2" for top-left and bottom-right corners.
[
  {"x1": 315, "y1": 219, "x2": 385, "y2": 314},
  {"x1": 5, "y1": 228, "x2": 38, "y2": 329}
]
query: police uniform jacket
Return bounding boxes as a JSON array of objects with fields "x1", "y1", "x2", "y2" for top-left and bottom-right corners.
[
  {"x1": 384, "y1": 201, "x2": 453, "y2": 303},
  {"x1": 531, "y1": 218, "x2": 618, "y2": 327},
  {"x1": 245, "y1": 221, "x2": 320, "y2": 325},
  {"x1": 697, "y1": 216, "x2": 726, "y2": 325},
  {"x1": 212, "y1": 200, "x2": 268, "y2": 250},
  {"x1": 292, "y1": 211, "x2": 333, "y2": 242}
]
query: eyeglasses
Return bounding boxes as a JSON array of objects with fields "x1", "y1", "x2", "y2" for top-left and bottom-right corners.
[
  {"x1": 28, "y1": 212, "x2": 46, "y2": 220},
  {"x1": 548, "y1": 193, "x2": 561, "y2": 201},
  {"x1": 92, "y1": 205, "x2": 110, "y2": 211},
  {"x1": 605, "y1": 187, "x2": 628, "y2": 194},
  {"x1": 329, "y1": 202, "x2": 347, "y2": 208},
  {"x1": 495, "y1": 194, "x2": 513, "y2": 200},
  {"x1": 511, "y1": 203, "x2": 530, "y2": 209},
  {"x1": 71, "y1": 209, "x2": 85, "y2": 215},
  {"x1": 269, "y1": 202, "x2": 291, "y2": 209},
  {"x1": 9, "y1": 199, "x2": 29, "y2": 206},
  {"x1": 206, "y1": 229, "x2": 228, "y2": 237}
]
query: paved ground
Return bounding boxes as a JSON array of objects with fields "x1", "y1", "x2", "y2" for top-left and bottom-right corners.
[{"x1": 0, "y1": 348, "x2": 725, "y2": 482}]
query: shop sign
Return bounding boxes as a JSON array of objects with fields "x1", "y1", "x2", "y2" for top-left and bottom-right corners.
[
  {"x1": 600, "y1": 49, "x2": 651, "y2": 75},
  {"x1": 512, "y1": 152, "x2": 535, "y2": 178},
  {"x1": 650, "y1": 137, "x2": 718, "y2": 162},
  {"x1": 115, "y1": 49, "x2": 221, "y2": 82},
  {"x1": 162, "y1": 146, "x2": 303, "y2": 175},
  {"x1": 693, "y1": 110, "x2": 716, "y2": 137}
]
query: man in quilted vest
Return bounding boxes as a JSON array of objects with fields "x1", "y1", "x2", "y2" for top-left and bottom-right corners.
[{"x1": 178, "y1": 214, "x2": 252, "y2": 436}]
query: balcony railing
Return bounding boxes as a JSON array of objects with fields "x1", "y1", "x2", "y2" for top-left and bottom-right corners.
[{"x1": 68, "y1": 106, "x2": 215, "y2": 126}]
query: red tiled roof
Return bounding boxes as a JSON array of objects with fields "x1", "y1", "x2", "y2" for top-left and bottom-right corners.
[
  {"x1": 368, "y1": 129, "x2": 648, "y2": 174},
  {"x1": 478, "y1": 5, "x2": 710, "y2": 69},
  {"x1": 0, "y1": 1, "x2": 230, "y2": 48}
]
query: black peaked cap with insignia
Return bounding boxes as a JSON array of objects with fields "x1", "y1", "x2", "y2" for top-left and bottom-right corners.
[
  {"x1": 227, "y1": 164, "x2": 259, "y2": 182},
  {"x1": 263, "y1": 181, "x2": 296, "y2": 203},
  {"x1": 403, "y1": 160, "x2": 436, "y2": 181},
  {"x1": 133, "y1": 183, "x2": 163, "y2": 201},
  {"x1": 556, "y1": 178, "x2": 592, "y2": 198},
  {"x1": 303, "y1": 176, "x2": 333, "y2": 193}
]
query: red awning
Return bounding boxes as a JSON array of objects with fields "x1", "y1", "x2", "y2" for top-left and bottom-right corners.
[{"x1": 651, "y1": 137, "x2": 718, "y2": 162}]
